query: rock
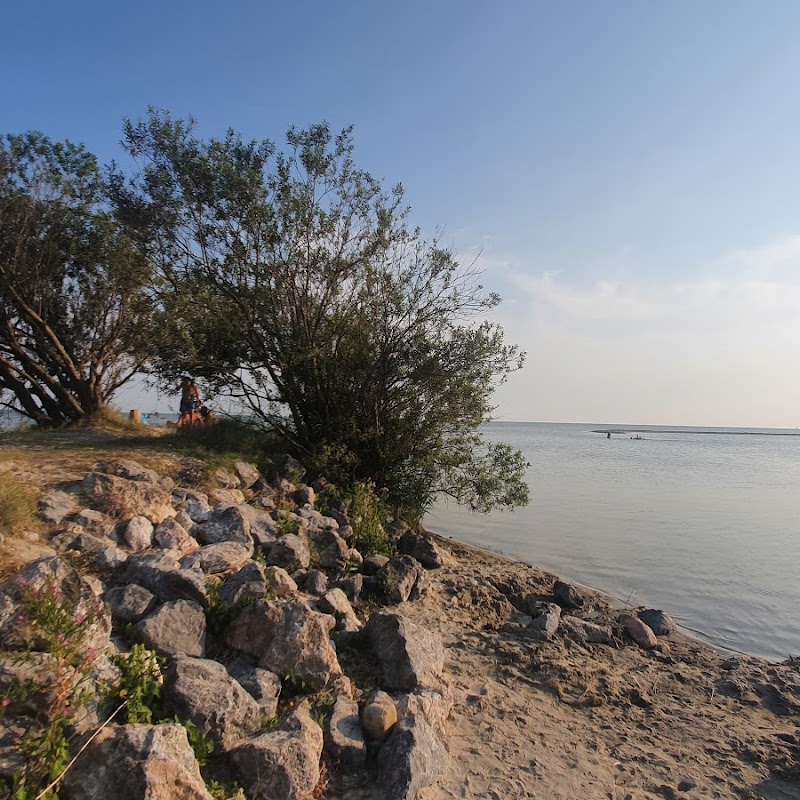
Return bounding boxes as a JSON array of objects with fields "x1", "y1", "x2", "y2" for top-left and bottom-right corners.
[
  {"x1": 553, "y1": 579, "x2": 585, "y2": 609},
  {"x1": 227, "y1": 655, "x2": 281, "y2": 717},
  {"x1": 397, "y1": 530, "x2": 446, "y2": 569},
  {"x1": 122, "y1": 552, "x2": 209, "y2": 607},
  {"x1": 264, "y1": 566, "x2": 298, "y2": 598},
  {"x1": 172, "y1": 488, "x2": 212, "y2": 523},
  {"x1": 124, "y1": 515, "x2": 154, "y2": 551},
  {"x1": 104, "y1": 584, "x2": 157, "y2": 623},
  {"x1": 267, "y1": 533, "x2": 310, "y2": 571},
  {"x1": 230, "y1": 705, "x2": 322, "y2": 800},
  {"x1": 366, "y1": 611, "x2": 445, "y2": 690},
  {"x1": 560, "y1": 616, "x2": 612, "y2": 644},
  {"x1": 134, "y1": 599, "x2": 206, "y2": 657},
  {"x1": 110, "y1": 459, "x2": 162, "y2": 484},
  {"x1": 396, "y1": 686, "x2": 453, "y2": 736},
  {"x1": 209, "y1": 487, "x2": 246, "y2": 506},
  {"x1": 82, "y1": 574, "x2": 105, "y2": 596},
  {"x1": 335, "y1": 574, "x2": 364, "y2": 602},
  {"x1": 198, "y1": 505, "x2": 252, "y2": 547},
  {"x1": 0, "y1": 557, "x2": 111, "y2": 654},
  {"x1": 237, "y1": 503, "x2": 278, "y2": 547},
  {"x1": 232, "y1": 461, "x2": 261, "y2": 489},
  {"x1": 362, "y1": 690, "x2": 398, "y2": 741},
  {"x1": 274, "y1": 454, "x2": 306, "y2": 482},
  {"x1": 326, "y1": 694, "x2": 366, "y2": 767},
  {"x1": 637, "y1": 608, "x2": 676, "y2": 636},
  {"x1": 377, "y1": 715, "x2": 448, "y2": 800},
  {"x1": 620, "y1": 612, "x2": 658, "y2": 649},
  {"x1": 153, "y1": 517, "x2": 198, "y2": 555},
  {"x1": 174, "y1": 509, "x2": 196, "y2": 533},
  {"x1": 377, "y1": 555, "x2": 423, "y2": 604},
  {"x1": 317, "y1": 588, "x2": 360, "y2": 631},
  {"x1": 304, "y1": 569, "x2": 328, "y2": 596},
  {"x1": 293, "y1": 484, "x2": 316, "y2": 507},
  {"x1": 226, "y1": 598, "x2": 341, "y2": 691},
  {"x1": 82, "y1": 471, "x2": 175, "y2": 524},
  {"x1": 525, "y1": 602, "x2": 561, "y2": 640},
  {"x1": 219, "y1": 562, "x2": 269, "y2": 609},
  {"x1": 38, "y1": 491, "x2": 77, "y2": 526},
  {"x1": 181, "y1": 542, "x2": 253, "y2": 575},
  {"x1": 74, "y1": 508, "x2": 113, "y2": 536},
  {"x1": 362, "y1": 554, "x2": 390, "y2": 576},
  {"x1": 61, "y1": 723, "x2": 213, "y2": 800},
  {"x1": 164, "y1": 655, "x2": 262, "y2": 750},
  {"x1": 215, "y1": 468, "x2": 240, "y2": 489},
  {"x1": 309, "y1": 528, "x2": 349, "y2": 570}
]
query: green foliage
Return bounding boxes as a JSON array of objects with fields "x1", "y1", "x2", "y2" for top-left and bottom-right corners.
[
  {"x1": 168, "y1": 716, "x2": 215, "y2": 767},
  {"x1": 274, "y1": 512, "x2": 299, "y2": 537},
  {"x1": 0, "y1": 575, "x2": 104, "y2": 798},
  {"x1": 0, "y1": 474, "x2": 36, "y2": 535},
  {"x1": 115, "y1": 110, "x2": 529, "y2": 520},
  {"x1": 346, "y1": 482, "x2": 395, "y2": 557},
  {"x1": 206, "y1": 779, "x2": 245, "y2": 800},
  {"x1": 109, "y1": 644, "x2": 164, "y2": 724},
  {"x1": 0, "y1": 132, "x2": 153, "y2": 424}
]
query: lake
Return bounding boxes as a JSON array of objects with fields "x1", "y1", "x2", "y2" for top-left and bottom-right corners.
[{"x1": 426, "y1": 422, "x2": 800, "y2": 661}]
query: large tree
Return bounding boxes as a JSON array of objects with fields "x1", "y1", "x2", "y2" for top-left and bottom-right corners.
[
  {"x1": 0, "y1": 133, "x2": 152, "y2": 423},
  {"x1": 116, "y1": 110, "x2": 528, "y2": 516}
]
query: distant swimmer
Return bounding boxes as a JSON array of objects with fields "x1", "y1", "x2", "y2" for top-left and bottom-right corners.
[{"x1": 607, "y1": 432, "x2": 611, "y2": 439}]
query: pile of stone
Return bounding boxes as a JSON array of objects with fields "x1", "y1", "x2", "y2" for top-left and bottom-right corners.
[{"x1": 0, "y1": 458, "x2": 453, "y2": 800}]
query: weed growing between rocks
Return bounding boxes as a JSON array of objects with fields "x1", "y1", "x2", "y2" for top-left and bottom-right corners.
[
  {"x1": 0, "y1": 474, "x2": 36, "y2": 538},
  {"x1": 344, "y1": 482, "x2": 396, "y2": 557},
  {"x1": 0, "y1": 576, "x2": 103, "y2": 799},
  {"x1": 109, "y1": 644, "x2": 164, "y2": 723}
]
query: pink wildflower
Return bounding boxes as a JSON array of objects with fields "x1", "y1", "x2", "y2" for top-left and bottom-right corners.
[
  {"x1": 86, "y1": 646, "x2": 97, "y2": 658},
  {"x1": 15, "y1": 577, "x2": 27, "y2": 586},
  {"x1": 1, "y1": 698, "x2": 10, "y2": 707},
  {"x1": 15, "y1": 615, "x2": 25, "y2": 625},
  {"x1": 75, "y1": 615, "x2": 85, "y2": 625},
  {"x1": 57, "y1": 633, "x2": 65, "y2": 642},
  {"x1": 63, "y1": 707, "x2": 71, "y2": 717}
]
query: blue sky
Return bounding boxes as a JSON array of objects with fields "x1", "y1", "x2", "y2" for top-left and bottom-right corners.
[{"x1": 4, "y1": 1, "x2": 800, "y2": 426}]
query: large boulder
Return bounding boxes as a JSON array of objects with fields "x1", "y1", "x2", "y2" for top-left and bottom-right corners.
[
  {"x1": 397, "y1": 531, "x2": 446, "y2": 570},
  {"x1": 237, "y1": 503, "x2": 278, "y2": 548},
  {"x1": 230, "y1": 706, "x2": 322, "y2": 800},
  {"x1": 104, "y1": 584, "x2": 157, "y2": 624},
  {"x1": 267, "y1": 534, "x2": 310, "y2": 571},
  {"x1": 153, "y1": 518, "x2": 198, "y2": 555},
  {"x1": 0, "y1": 557, "x2": 111, "y2": 654},
  {"x1": 317, "y1": 588, "x2": 360, "y2": 631},
  {"x1": 180, "y1": 543, "x2": 253, "y2": 575},
  {"x1": 38, "y1": 491, "x2": 77, "y2": 526},
  {"x1": 197, "y1": 505, "x2": 252, "y2": 547},
  {"x1": 377, "y1": 556, "x2": 423, "y2": 604},
  {"x1": 309, "y1": 528, "x2": 349, "y2": 570},
  {"x1": 619, "y1": 612, "x2": 658, "y2": 649},
  {"x1": 164, "y1": 656, "x2": 262, "y2": 750},
  {"x1": 227, "y1": 655, "x2": 281, "y2": 717},
  {"x1": 122, "y1": 552, "x2": 209, "y2": 607},
  {"x1": 82, "y1": 472, "x2": 175, "y2": 524},
  {"x1": 264, "y1": 566, "x2": 298, "y2": 598},
  {"x1": 326, "y1": 694, "x2": 366, "y2": 767},
  {"x1": 61, "y1": 723, "x2": 213, "y2": 799},
  {"x1": 366, "y1": 612, "x2": 445, "y2": 690},
  {"x1": 218, "y1": 562, "x2": 269, "y2": 610},
  {"x1": 232, "y1": 461, "x2": 261, "y2": 489},
  {"x1": 124, "y1": 515, "x2": 154, "y2": 551},
  {"x1": 396, "y1": 686, "x2": 453, "y2": 737},
  {"x1": 553, "y1": 579, "x2": 585, "y2": 609},
  {"x1": 226, "y1": 598, "x2": 341, "y2": 691},
  {"x1": 134, "y1": 599, "x2": 206, "y2": 657},
  {"x1": 172, "y1": 488, "x2": 212, "y2": 523},
  {"x1": 377, "y1": 715, "x2": 448, "y2": 800},
  {"x1": 109, "y1": 459, "x2": 162, "y2": 484},
  {"x1": 637, "y1": 608, "x2": 675, "y2": 636}
]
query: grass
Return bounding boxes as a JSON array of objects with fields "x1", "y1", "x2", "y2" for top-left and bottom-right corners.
[{"x1": 0, "y1": 472, "x2": 37, "y2": 536}]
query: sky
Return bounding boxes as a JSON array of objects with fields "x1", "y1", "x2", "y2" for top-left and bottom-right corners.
[{"x1": 4, "y1": 0, "x2": 800, "y2": 427}]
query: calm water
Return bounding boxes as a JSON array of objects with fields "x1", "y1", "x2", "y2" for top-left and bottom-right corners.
[{"x1": 426, "y1": 422, "x2": 800, "y2": 660}]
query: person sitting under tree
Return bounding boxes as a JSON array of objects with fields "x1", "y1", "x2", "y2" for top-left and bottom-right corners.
[{"x1": 177, "y1": 377, "x2": 201, "y2": 426}]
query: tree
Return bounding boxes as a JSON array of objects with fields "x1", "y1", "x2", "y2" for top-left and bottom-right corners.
[
  {"x1": 116, "y1": 110, "x2": 528, "y2": 517},
  {"x1": 0, "y1": 133, "x2": 152, "y2": 424}
]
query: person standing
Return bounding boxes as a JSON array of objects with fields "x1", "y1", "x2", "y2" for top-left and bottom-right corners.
[{"x1": 178, "y1": 378, "x2": 201, "y2": 426}]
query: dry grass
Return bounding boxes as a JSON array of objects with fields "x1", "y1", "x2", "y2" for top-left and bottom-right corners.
[{"x1": 0, "y1": 472, "x2": 36, "y2": 536}]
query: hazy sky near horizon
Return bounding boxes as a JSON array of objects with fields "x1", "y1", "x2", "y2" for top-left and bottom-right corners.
[{"x1": 4, "y1": 1, "x2": 800, "y2": 427}]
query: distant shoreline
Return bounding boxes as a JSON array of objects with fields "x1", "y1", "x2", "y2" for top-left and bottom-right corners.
[{"x1": 593, "y1": 428, "x2": 800, "y2": 437}]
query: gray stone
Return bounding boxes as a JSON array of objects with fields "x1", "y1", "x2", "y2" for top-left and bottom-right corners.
[
  {"x1": 215, "y1": 467, "x2": 240, "y2": 489},
  {"x1": 110, "y1": 459, "x2": 162, "y2": 483},
  {"x1": 396, "y1": 686, "x2": 453, "y2": 736},
  {"x1": 198, "y1": 504, "x2": 252, "y2": 547},
  {"x1": 153, "y1": 517, "x2": 198, "y2": 555},
  {"x1": 219, "y1": 561, "x2": 268, "y2": 609},
  {"x1": 164, "y1": 655, "x2": 262, "y2": 750},
  {"x1": 264, "y1": 565, "x2": 298, "y2": 598},
  {"x1": 74, "y1": 508, "x2": 113, "y2": 536},
  {"x1": 174, "y1": 509, "x2": 196, "y2": 533},
  {"x1": 377, "y1": 555, "x2": 423, "y2": 604},
  {"x1": 326, "y1": 694, "x2": 366, "y2": 767},
  {"x1": 172, "y1": 488, "x2": 212, "y2": 523},
  {"x1": 366, "y1": 611, "x2": 444, "y2": 690},
  {"x1": 226, "y1": 598, "x2": 341, "y2": 691},
  {"x1": 237, "y1": 503, "x2": 278, "y2": 547},
  {"x1": 82, "y1": 471, "x2": 175, "y2": 524},
  {"x1": 209, "y1": 487, "x2": 246, "y2": 506},
  {"x1": 135, "y1": 599, "x2": 206, "y2": 657},
  {"x1": 637, "y1": 608, "x2": 676, "y2": 636},
  {"x1": 620, "y1": 612, "x2": 658, "y2": 649},
  {"x1": 267, "y1": 533, "x2": 310, "y2": 571},
  {"x1": 525, "y1": 602, "x2": 561, "y2": 640},
  {"x1": 61, "y1": 723, "x2": 213, "y2": 800},
  {"x1": 123, "y1": 552, "x2": 209, "y2": 607},
  {"x1": 309, "y1": 528, "x2": 349, "y2": 570},
  {"x1": 377, "y1": 715, "x2": 448, "y2": 800},
  {"x1": 397, "y1": 530, "x2": 446, "y2": 569},
  {"x1": 335, "y1": 574, "x2": 364, "y2": 602},
  {"x1": 553, "y1": 579, "x2": 585, "y2": 609},
  {"x1": 362, "y1": 554, "x2": 390, "y2": 576},
  {"x1": 317, "y1": 588, "x2": 360, "y2": 631},
  {"x1": 227, "y1": 655, "x2": 281, "y2": 717},
  {"x1": 180, "y1": 542, "x2": 253, "y2": 575},
  {"x1": 293, "y1": 484, "x2": 316, "y2": 507},
  {"x1": 304, "y1": 569, "x2": 328, "y2": 596},
  {"x1": 104, "y1": 584, "x2": 156, "y2": 623},
  {"x1": 362, "y1": 690, "x2": 397, "y2": 741},
  {"x1": 38, "y1": 491, "x2": 77, "y2": 526},
  {"x1": 560, "y1": 616, "x2": 612, "y2": 644},
  {"x1": 232, "y1": 461, "x2": 261, "y2": 489},
  {"x1": 230, "y1": 705, "x2": 322, "y2": 800},
  {"x1": 124, "y1": 515, "x2": 154, "y2": 551}
]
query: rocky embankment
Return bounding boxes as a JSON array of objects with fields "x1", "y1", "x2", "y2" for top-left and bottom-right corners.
[{"x1": 2, "y1": 453, "x2": 800, "y2": 800}]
